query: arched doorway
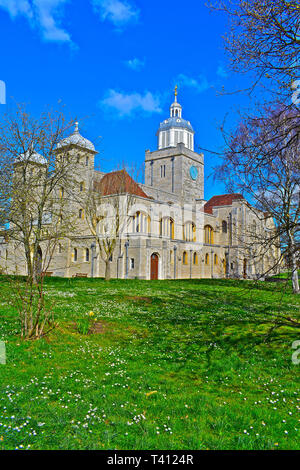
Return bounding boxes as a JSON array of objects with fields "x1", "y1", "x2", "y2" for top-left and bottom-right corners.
[{"x1": 150, "y1": 253, "x2": 159, "y2": 280}]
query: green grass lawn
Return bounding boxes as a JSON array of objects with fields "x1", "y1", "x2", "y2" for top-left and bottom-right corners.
[{"x1": 0, "y1": 276, "x2": 299, "y2": 450}]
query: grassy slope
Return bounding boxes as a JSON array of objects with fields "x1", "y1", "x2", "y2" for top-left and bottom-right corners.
[{"x1": 0, "y1": 276, "x2": 299, "y2": 450}]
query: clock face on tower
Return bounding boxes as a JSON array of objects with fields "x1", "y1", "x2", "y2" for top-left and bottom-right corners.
[{"x1": 190, "y1": 165, "x2": 198, "y2": 181}]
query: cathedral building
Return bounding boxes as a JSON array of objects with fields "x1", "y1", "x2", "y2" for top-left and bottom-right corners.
[{"x1": 0, "y1": 90, "x2": 279, "y2": 280}]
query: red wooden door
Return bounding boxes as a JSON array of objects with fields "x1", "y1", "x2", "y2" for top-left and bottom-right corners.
[{"x1": 150, "y1": 254, "x2": 159, "y2": 280}]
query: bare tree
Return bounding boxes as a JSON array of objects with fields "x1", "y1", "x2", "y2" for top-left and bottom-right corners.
[
  {"x1": 81, "y1": 168, "x2": 137, "y2": 281},
  {"x1": 0, "y1": 104, "x2": 79, "y2": 338},
  {"x1": 207, "y1": 1, "x2": 300, "y2": 297},
  {"x1": 216, "y1": 104, "x2": 300, "y2": 296},
  {"x1": 208, "y1": 0, "x2": 300, "y2": 98}
]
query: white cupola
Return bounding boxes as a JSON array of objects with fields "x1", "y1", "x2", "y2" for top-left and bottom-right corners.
[{"x1": 156, "y1": 86, "x2": 195, "y2": 151}]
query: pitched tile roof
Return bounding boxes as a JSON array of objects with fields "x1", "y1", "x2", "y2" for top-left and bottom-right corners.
[
  {"x1": 94, "y1": 170, "x2": 149, "y2": 199},
  {"x1": 204, "y1": 193, "x2": 244, "y2": 214}
]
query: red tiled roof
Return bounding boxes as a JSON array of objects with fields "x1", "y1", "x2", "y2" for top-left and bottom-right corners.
[
  {"x1": 94, "y1": 170, "x2": 149, "y2": 199},
  {"x1": 204, "y1": 193, "x2": 244, "y2": 214}
]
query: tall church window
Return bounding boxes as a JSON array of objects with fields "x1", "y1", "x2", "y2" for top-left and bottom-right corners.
[
  {"x1": 171, "y1": 157, "x2": 175, "y2": 193},
  {"x1": 160, "y1": 217, "x2": 174, "y2": 240},
  {"x1": 79, "y1": 209, "x2": 84, "y2": 219},
  {"x1": 160, "y1": 165, "x2": 166, "y2": 178},
  {"x1": 204, "y1": 225, "x2": 214, "y2": 244},
  {"x1": 214, "y1": 254, "x2": 218, "y2": 265},
  {"x1": 133, "y1": 211, "x2": 151, "y2": 234},
  {"x1": 193, "y1": 252, "x2": 198, "y2": 265},
  {"x1": 182, "y1": 251, "x2": 188, "y2": 265},
  {"x1": 86, "y1": 156, "x2": 89, "y2": 166},
  {"x1": 222, "y1": 221, "x2": 227, "y2": 233},
  {"x1": 136, "y1": 211, "x2": 141, "y2": 232},
  {"x1": 150, "y1": 161, "x2": 154, "y2": 186},
  {"x1": 184, "y1": 222, "x2": 196, "y2": 242},
  {"x1": 85, "y1": 248, "x2": 90, "y2": 262},
  {"x1": 73, "y1": 248, "x2": 78, "y2": 262},
  {"x1": 205, "y1": 253, "x2": 210, "y2": 265},
  {"x1": 80, "y1": 182, "x2": 85, "y2": 192}
]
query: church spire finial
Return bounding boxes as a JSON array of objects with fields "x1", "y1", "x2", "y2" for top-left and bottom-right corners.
[{"x1": 174, "y1": 85, "x2": 178, "y2": 103}]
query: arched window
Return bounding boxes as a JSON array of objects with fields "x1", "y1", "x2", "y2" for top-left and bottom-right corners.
[
  {"x1": 222, "y1": 221, "x2": 227, "y2": 233},
  {"x1": 58, "y1": 243, "x2": 62, "y2": 254},
  {"x1": 183, "y1": 251, "x2": 188, "y2": 265},
  {"x1": 170, "y1": 250, "x2": 173, "y2": 264},
  {"x1": 135, "y1": 211, "x2": 141, "y2": 232},
  {"x1": 86, "y1": 156, "x2": 89, "y2": 166},
  {"x1": 170, "y1": 219, "x2": 174, "y2": 239},
  {"x1": 59, "y1": 187, "x2": 64, "y2": 198},
  {"x1": 133, "y1": 211, "x2": 151, "y2": 234},
  {"x1": 184, "y1": 222, "x2": 196, "y2": 242},
  {"x1": 204, "y1": 225, "x2": 214, "y2": 244},
  {"x1": 73, "y1": 248, "x2": 78, "y2": 262},
  {"x1": 85, "y1": 248, "x2": 90, "y2": 262},
  {"x1": 160, "y1": 217, "x2": 174, "y2": 240},
  {"x1": 214, "y1": 254, "x2": 218, "y2": 265},
  {"x1": 80, "y1": 182, "x2": 85, "y2": 192},
  {"x1": 79, "y1": 209, "x2": 84, "y2": 220},
  {"x1": 193, "y1": 252, "x2": 198, "y2": 265},
  {"x1": 205, "y1": 253, "x2": 210, "y2": 265},
  {"x1": 223, "y1": 259, "x2": 226, "y2": 274}
]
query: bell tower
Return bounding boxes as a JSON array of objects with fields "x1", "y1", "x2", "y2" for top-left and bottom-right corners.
[{"x1": 145, "y1": 88, "x2": 204, "y2": 203}]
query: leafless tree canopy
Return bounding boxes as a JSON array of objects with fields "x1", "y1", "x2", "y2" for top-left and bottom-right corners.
[
  {"x1": 216, "y1": 104, "x2": 300, "y2": 293},
  {"x1": 80, "y1": 168, "x2": 137, "y2": 281},
  {"x1": 0, "y1": 104, "x2": 78, "y2": 338},
  {"x1": 208, "y1": 0, "x2": 300, "y2": 95}
]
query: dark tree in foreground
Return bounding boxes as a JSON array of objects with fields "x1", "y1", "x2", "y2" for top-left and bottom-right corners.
[
  {"x1": 217, "y1": 105, "x2": 300, "y2": 295},
  {"x1": 208, "y1": 0, "x2": 300, "y2": 98},
  {"x1": 0, "y1": 104, "x2": 77, "y2": 338}
]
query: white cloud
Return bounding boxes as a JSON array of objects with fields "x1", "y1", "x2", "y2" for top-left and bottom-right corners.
[
  {"x1": 0, "y1": 0, "x2": 32, "y2": 18},
  {"x1": 92, "y1": 0, "x2": 139, "y2": 28},
  {"x1": 33, "y1": 0, "x2": 72, "y2": 43},
  {"x1": 100, "y1": 89, "x2": 162, "y2": 117},
  {"x1": 124, "y1": 57, "x2": 145, "y2": 71},
  {"x1": 217, "y1": 64, "x2": 229, "y2": 79},
  {"x1": 177, "y1": 73, "x2": 212, "y2": 93},
  {"x1": 0, "y1": 0, "x2": 72, "y2": 44}
]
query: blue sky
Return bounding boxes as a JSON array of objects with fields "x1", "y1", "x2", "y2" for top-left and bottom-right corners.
[{"x1": 0, "y1": 0, "x2": 253, "y2": 200}]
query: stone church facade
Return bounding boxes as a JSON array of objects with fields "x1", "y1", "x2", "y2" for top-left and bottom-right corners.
[{"x1": 0, "y1": 91, "x2": 280, "y2": 280}]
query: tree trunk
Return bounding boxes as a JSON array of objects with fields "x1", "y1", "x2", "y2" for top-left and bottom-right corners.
[
  {"x1": 105, "y1": 259, "x2": 111, "y2": 281},
  {"x1": 288, "y1": 231, "x2": 299, "y2": 294},
  {"x1": 291, "y1": 253, "x2": 300, "y2": 294}
]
